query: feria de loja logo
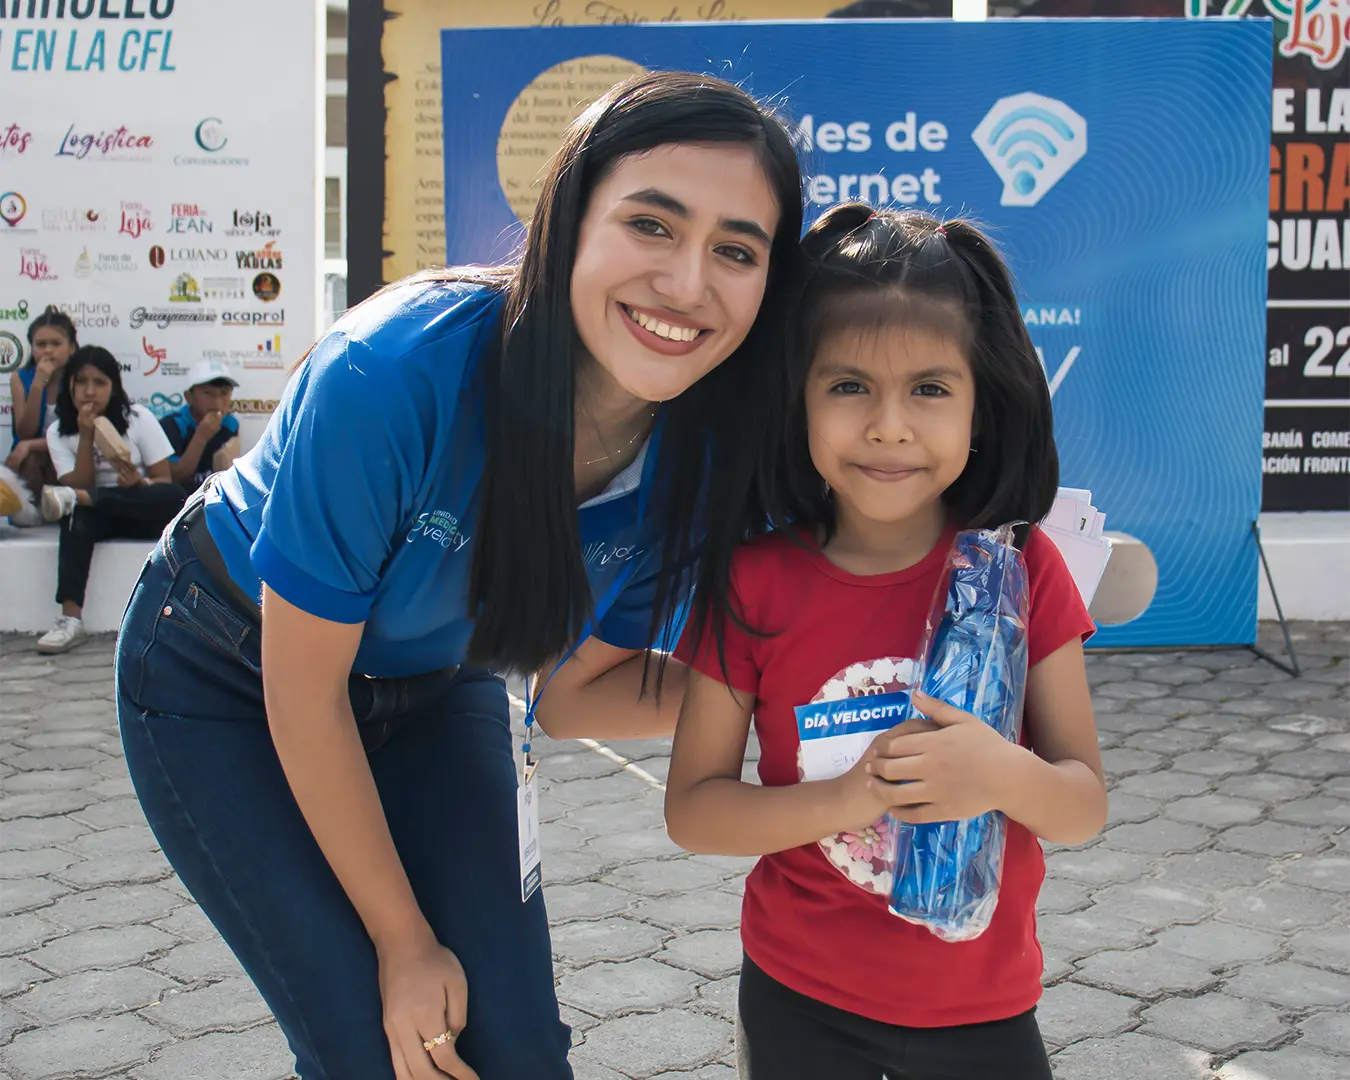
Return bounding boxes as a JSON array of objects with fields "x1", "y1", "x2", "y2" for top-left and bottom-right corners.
[{"x1": 1190, "y1": 0, "x2": 1348, "y2": 70}]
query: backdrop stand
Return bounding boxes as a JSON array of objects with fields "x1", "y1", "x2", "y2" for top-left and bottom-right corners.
[
  {"x1": 1248, "y1": 519, "x2": 1301, "y2": 678},
  {"x1": 1092, "y1": 521, "x2": 1302, "y2": 679}
]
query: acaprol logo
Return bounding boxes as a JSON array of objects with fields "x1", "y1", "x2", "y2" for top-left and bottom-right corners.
[
  {"x1": 55, "y1": 124, "x2": 154, "y2": 161},
  {"x1": 221, "y1": 308, "x2": 284, "y2": 327}
]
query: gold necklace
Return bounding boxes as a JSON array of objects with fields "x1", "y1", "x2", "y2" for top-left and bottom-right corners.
[{"x1": 575, "y1": 410, "x2": 655, "y2": 467}]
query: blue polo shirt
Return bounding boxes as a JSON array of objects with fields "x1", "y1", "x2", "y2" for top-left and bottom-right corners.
[
  {"x1": 11, "y1": 366, "x2": 47, "y2": 451},
  {"x1": 205, "y1": 280, "x2": 681, "y2": 678},
  {"x1": 161, "y1": 404, "x2": 240, "y2": 494}
]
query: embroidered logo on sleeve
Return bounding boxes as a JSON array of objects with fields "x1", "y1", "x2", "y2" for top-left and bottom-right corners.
[{"x1": 406, "y1": 509, "x2": 470, "y2": 553}]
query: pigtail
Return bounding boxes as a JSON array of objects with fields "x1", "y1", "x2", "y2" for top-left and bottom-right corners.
[
  {"x1": 938, "y1": 220, "x2": 1059, "y2": 534},
  {"x1": 802, "y1": 202, "x2": 875, "y2": 261}
]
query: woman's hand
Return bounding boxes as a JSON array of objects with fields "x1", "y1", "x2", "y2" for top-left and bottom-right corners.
[
  {"x1": 4, "y1": 441, "x2": 28, "y2": 470},
  {"x1": 377, "y1": 938, "x2": 480, "y2": 1080},
  {"x1": 76, "y1": 401, "x2": 98, "y2": 435},
  {"x1": 869, "y1": 692, "x2": 1020, "y2": 824}
]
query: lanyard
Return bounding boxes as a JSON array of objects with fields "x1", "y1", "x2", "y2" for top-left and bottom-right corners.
[
  {"x1": 521, "y1": 460, "x2": 654, "y2": 779},
  {"x1": 521, "y1": 558, "x2": 637, "y2": 776}
]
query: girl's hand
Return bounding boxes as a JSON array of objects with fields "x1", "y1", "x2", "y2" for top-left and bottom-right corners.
[
  {"x1": 35, "y1": 355, "x2": 59, "y2": 385},
  {"x1": 869, "y1": 692, "x2": 1021, "y2": 824},
  {"x1": 835, "y1": 715, "x2": 940, "y2": 832},
  {"x1": 5, "y1": 441, "x2": 28, "y2": 469},
  {"x1": 377, "y1": 938, "x2": 480, "y2": 1080},
  {"x1": 76, "y1": 401, "x2": 98, "y2": 435},
  {"x1": 114, "y1": 460, "x2": 144, "y2": 488}
]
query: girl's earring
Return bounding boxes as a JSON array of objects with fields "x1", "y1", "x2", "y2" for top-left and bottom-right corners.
[
  {"x1": 969, "y1": 443, "x2": 979, "y2": 453},
  {"x1": 823, "y1": 480, "x2": 832, "y2": 497}
]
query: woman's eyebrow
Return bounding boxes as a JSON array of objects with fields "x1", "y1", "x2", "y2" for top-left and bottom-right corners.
[{"x1": 621, "y1": 188, "x2": 772, "y2": 246}]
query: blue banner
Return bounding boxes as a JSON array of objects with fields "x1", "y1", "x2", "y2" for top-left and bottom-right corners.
[{"x1": 439, "y1": 19, "x2": 1272, "y2": 647}]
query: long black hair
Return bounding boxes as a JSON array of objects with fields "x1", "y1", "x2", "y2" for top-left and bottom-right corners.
[
  {"x1": 25, "y1": 304, "x2": 78, "y2": 366},
  {"x1": 379, "y1": 71, "x2": 804, "y2": 677},
  {"x1": 768, "y1": 202, "x2": 1058, "y2": 540},
  {"x1": 55, "y1": 345, "x2": 133, "y2": 437}
]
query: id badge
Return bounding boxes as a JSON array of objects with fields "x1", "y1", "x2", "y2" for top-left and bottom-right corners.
[
  {"x1": 517, "y1": 763, "x2": 542, "y2": 903},
  {"x1": 794, "y1": 689, "x2": 911, "y2": 782}
]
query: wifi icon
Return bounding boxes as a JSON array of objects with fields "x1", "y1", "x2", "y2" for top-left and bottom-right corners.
[{"x1": 972, "y1": 93, "x2": 1088, "y2": 208}]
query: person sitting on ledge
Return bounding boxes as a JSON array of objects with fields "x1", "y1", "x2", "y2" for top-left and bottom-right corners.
[
  {"x1": 160, "y1": 359, "x2": 242, "y2": 495},
  {"x1": 36, "y1": 345, "x2": 188, "y2": 654}
]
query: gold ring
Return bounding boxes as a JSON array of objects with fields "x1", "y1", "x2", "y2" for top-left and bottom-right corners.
[{"x1": 423, "y1": 1029, "x2": 457, "y2": 1052}]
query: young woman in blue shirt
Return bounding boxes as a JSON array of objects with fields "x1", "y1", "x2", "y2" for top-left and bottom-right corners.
[{"x1": 117, "y1": 71, "x2": 803, "y2": 1080}]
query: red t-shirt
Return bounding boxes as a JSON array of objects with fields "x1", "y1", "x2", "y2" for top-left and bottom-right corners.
[{"x1": 675, "y1": 525, "x2": 1095, "y2": 1027}]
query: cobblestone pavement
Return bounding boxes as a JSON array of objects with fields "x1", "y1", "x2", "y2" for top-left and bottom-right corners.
[{"x1": 0, "y1": 623, "x2": 1346, "y2": 1080}]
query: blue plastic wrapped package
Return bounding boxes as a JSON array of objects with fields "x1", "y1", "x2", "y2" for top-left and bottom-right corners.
[{"x1": 885, "y1": 524, "x2": 1030, "y2": 942}]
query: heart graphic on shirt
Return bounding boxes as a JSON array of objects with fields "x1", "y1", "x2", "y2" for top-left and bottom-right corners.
[{"x1": 801, "y1": 656, "x2": 918, "y2": 897}]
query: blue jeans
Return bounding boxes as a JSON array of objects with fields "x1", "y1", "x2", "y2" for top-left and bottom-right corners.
[{"x1": 115, "y1": 513, "x2": 573, "y2": 1080}]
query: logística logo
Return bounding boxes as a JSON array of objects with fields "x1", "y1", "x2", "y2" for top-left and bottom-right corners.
[{"x1": 972, "y1": 93, "x2": 1087, "y2": 208}]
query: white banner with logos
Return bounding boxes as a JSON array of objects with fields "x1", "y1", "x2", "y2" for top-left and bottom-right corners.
[{"x1": 0, "y1": 0, "x2": 319, "y2": 448}]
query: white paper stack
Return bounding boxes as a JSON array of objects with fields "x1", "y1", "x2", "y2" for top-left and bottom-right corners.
[{"x1": 1042, "y1": 487, "x2": 1114, "y2": 609}]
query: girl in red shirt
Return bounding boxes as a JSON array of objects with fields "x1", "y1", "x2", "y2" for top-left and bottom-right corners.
[{"x1": 667, "y1": 204, "x2": 1108, "y2": 1080}]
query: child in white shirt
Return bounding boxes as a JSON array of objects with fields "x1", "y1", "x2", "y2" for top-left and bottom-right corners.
[{"x1": 37, "y1": 345, "x2": 188, "y2": 653}]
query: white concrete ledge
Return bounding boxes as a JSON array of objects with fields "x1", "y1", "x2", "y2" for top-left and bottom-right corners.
[
  {"x1": 0, "y1": 526, "x2": 154, "y2": 634},
  {"x1": 1257, "y1": 512, "x2": 1350, "y2": 622}
]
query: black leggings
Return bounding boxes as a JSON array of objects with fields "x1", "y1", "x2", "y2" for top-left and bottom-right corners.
[
  {"x1": 57, "y1": 483, "x2": 187, "y2": 608},
  {"x1": 739, "y1": 955, "x2": 1053, "y2": 1080}
]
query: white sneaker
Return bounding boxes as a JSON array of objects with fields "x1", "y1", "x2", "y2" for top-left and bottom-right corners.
[
  {"x1": 37, "y1": 615, "x2": 88, "y2": 655},
  {"x1": 41, "y1": 485, "x2": 77, "y2": 522}
]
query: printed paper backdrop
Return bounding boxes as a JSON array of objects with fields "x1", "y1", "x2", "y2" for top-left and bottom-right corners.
[{"x1": 0, "y1": 1, "x2": 319, "y2": 448}]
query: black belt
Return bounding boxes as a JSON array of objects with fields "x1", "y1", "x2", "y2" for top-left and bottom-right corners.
[
  {"x1": 179, "y1": 493, "x2": 263, "y2": 626},
  {"x1": 177, "y1": 489, "x2": 461, "y2": 697}
]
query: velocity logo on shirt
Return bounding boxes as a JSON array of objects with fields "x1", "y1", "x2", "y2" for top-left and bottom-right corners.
[
  {"x1": 407, "y1": 509, "x2": 469, "y2": 552},
  {"x1": 583, "y1": 540, "x2": 644, "y2": 568}
]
